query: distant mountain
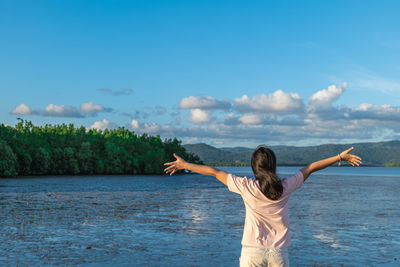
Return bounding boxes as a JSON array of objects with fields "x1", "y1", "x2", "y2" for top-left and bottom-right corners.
[
  {"x1": 184, "y1": 143, "x2": 237, "y2": 163},
  {"x1": 184, "y1": 140, "x2": 400, "y2": 166}
]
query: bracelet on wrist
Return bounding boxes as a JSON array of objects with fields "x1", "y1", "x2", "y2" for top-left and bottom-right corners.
[{"x1": 338, "y1": 154, "x2": 342, "y2": 166}]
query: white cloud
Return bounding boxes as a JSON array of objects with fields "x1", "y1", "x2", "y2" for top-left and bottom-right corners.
[
  {"x1": 131, "y1": 119, "x2": 139, "y2": 130},
  {"x1": 308, "y1": 83, "x2": 347, "y2": 111},
  {"x1": 129, "y1": 121, "x2": 174, "y2": 135},
  {"x1": 143, "y1": 123, "x2": 160, "y2": 133},
  {"x1": 11, "y1": 104, "x2": 32, "y2": 115},
  {"x1": 234, "y1": 90, "x2": 304, "y2": 114},
  {"x1": 239, "y1": 114, "x2": 262, "y2": 125},
  {"x1": 44, "y1": 104, "x2": 82, "y2": 117},
  {"x1": 10, "y1": 102, "x2": 110, "y2": 118},
  {"x1": 223, "y1": 112, "x2": 240, "y2": 125},
  {"x1": 188, "y1": 108, "x2": 211, "y2": 123},
  {"x1": 345, "y1": 103, "x2": 400, "y2": 121},
  {"x1": 179, "y1": 96, "x2": 231, "y2": 110},
  {"x1": 80, "y1": 102, "x2": 104, "y2": 114},
  {"x1": 89, "y1": 119, "x2": 117, "y2": 130}
]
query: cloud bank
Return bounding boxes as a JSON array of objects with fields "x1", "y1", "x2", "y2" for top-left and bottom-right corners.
[
  {"x1": 130, "y1": 83, "x2": 400, "y2": 146},
  {"x1": 10, "y1": 102, "x2": 112, "y2": 118},
  {"x1": 234, "y1": 90, "x2": 304, "y2": 114},
  {"x1": 89, "y1": 119, "x2": 118, "y2": 130},
  {"x1": 179, "y1": 96, "x2": 231, "y2": 110},
  {"x1": 10, "y1": 83, "x2": 399, "y2": 146}
]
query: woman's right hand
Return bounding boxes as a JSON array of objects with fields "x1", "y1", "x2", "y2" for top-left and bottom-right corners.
[
  {"x1": 164, "y1": 153, "x2": 187, "y2": 175},
  {"x1": 339, "y1": 147, "x2": 362, "y2": 166}
]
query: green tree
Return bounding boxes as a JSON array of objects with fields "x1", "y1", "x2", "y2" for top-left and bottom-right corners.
[
  {"x1": 143, "y1": 147, "x2": 168, "y2": 174},
  {"x1": 15, "y1": 150, "x2": 32, "y2": 176},
  {"x1": 0, "y1": 120, "x2": 202, "y2": 176},
  {"x1": 95, "y1": 158, "x2": 105, "y2": 174},
  {"x1": 0, "y1": 139, "x2": 18, "y2": 177},
  {"x1": 104, "y1": 141, "x2": 123, "y2": 174},
  {"x1": 31, "y1": 147, "x2": 51, "y2": 175},
  {"x1": 62, "y1": 147, "x2": 80, "y2": 175},
  {"x1": 52, "y1": 147, "x2": 65, "y2": 175},
  {"x1": 77, "y1": 142, "x2": 94, "y2": 174}
]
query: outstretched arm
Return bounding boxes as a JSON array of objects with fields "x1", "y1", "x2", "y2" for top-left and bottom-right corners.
[
  {"x1": 300, "y1": 147, "x2": 362, "y2": 182},
  {"x1": 164, "y1": 153, "x2": 228, "y2": 186}
]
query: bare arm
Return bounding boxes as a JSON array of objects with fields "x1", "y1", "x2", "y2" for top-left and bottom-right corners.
[
  {"x1": 164, "y1": 153, "x2": 228, "y2": 186},
  {"x1": 300, "y1": 147, "x2": 362, "y2": 182}
]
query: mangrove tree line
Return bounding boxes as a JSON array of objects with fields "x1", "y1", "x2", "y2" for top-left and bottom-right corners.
[{"x1": 0, "y1": 120, "x2": 202, "y2": 177}]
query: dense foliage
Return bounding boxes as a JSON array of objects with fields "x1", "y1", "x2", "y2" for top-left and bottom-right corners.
[
  {"x1": 0, "y1": 120, "x2": 202, "y2": 177},
  {"x1": 185, "y1": 141, "x2": 400, "y2": 166}
]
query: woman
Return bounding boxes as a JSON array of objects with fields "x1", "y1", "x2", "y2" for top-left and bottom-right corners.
[{"x1": 164, "y1": 146, "x2": 362, "y2": 267}]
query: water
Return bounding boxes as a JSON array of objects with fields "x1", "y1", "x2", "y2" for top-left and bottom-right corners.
[{"x1": 0, "y1": 167, "x2": 399, "y2": 266}]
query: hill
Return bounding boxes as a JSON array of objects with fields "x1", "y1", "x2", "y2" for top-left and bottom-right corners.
[{"x1": 184, "y1": 140, "x2": 400, "y2": 166}]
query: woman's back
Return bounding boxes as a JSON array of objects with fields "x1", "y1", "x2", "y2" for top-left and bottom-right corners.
[{"x1": 227, "y1": 171, "x2": 304, "y2": 249}]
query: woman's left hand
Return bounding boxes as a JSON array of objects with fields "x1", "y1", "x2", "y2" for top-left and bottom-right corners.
[{"x1": 339, "y1": 147, "x2": 362, "y2": 166}]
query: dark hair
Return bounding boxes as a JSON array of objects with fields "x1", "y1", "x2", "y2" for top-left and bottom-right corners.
[{"x1": 251, "y1": 146, "x2": 283, "y2": 200}]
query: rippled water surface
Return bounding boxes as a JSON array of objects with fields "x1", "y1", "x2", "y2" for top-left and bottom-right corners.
[{"x1": 1, "y1": 167, "x2": 400, "y2": 266}]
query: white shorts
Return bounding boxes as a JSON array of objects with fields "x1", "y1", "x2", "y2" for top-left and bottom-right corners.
[{"x1": 239, "y1": 246, "x2": 289, "y2": 267}]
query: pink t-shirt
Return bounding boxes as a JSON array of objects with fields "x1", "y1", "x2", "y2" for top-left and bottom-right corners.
[{"x1": 227, "y1": 171, "x2": 304, "y2": 249}]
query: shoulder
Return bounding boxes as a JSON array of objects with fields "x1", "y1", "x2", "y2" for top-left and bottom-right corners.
[
  {"x1": 227, "y1": 173, "x2": 255, "y2": 194},
  {"x1": 282, "y1": 171, "x2": 304, "y2": 182},
  {"x1": 227, "y1": 173, "x2": 252, "y2": 185},
  {"x1": 282, "y1": 171, "x2": 304, "y2": 193}
]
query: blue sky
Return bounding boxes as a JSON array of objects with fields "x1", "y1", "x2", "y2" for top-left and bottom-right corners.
[{"x1": 1, "y1": 0, "x2": 400, "y2": 147}]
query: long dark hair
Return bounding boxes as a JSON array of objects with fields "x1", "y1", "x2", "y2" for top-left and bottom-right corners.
[{"x1": 251, "y1": 146, "x2": 283, "y2": 200}]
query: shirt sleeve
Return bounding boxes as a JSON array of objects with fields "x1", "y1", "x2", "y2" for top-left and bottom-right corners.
[
  {"x1": 227, "y1": 173, "x2": 249, "y2": 195},
  {"x1": 283, "y1": 171, "x2": 304, "y2": 194}
]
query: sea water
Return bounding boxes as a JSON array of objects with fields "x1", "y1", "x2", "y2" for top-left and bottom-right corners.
[{"x1": 0, "y1": 167, "x2": 399, "y2": 266}]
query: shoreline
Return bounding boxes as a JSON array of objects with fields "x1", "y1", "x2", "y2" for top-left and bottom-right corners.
[
  {"x1": 0, "y1": 172, "x2": 192, "y2": 179},
  {"x1": 2, "y1": 166, "x2": 399, "y2": 179}
]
